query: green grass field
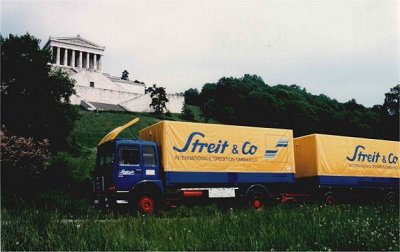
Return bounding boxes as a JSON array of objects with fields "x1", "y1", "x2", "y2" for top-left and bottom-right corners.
[
  {"x1": 2, "y1": 108, "x2": 399, "y2": 251},
  {"x1": 2, "y1": 203, "x2": 399, "y2": 251}
]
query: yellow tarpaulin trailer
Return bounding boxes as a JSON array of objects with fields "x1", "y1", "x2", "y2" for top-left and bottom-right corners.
[
  {"x1": 294, "y1": 134, "x2": 400, "y2": 187},
  {"x1": 139, "y1": 121, "x2": 296, "y2": 185}
]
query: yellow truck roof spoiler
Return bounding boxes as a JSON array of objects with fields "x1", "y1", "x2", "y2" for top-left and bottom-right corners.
[{"x1": 98, "y1": 118, "x2": 140, "y2": 146}]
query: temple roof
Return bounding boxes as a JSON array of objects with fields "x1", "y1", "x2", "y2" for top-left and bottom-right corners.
[{"x1": 44, "y1": 35, "x2": 105, "y2": 51}]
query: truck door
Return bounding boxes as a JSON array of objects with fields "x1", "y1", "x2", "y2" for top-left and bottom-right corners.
[
  {"x1": 142, "y1": 144, "x2": 159, "y2": 179},
  {"x1": 116, "y1": 144, "x2": 142, "y2": 190}
]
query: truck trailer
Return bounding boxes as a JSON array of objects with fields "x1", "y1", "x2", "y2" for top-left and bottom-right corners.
[
  {"x1": 92, "y1": 118, "x2": 400, "y2": 213},
  {"x1": 294, "y1": 134, "x2": 400, "y2": 204},
  {"x1": 93, "y1": 119, "x2": 296, "y2": 213}
]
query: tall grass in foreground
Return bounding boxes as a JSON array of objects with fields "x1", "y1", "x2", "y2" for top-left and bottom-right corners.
[{"x1": 2, "y1": 204, "x2": 399, "y2": 251}]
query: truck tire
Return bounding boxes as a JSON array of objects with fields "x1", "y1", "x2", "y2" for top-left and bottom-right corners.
[
  {"x1": 385, "y1": 191, "x2": 398, "y2": 204},
  {"x1": 135, "y1": 192, "x2": 158, "y2": 215},
  {"x1": 246, "y1": 188, "x2": 268, "y2": 210},
  {"x1": 323, "y1": 192, "x2": 336, "y2": 206}
]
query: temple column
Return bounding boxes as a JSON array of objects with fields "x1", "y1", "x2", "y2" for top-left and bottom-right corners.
[
  {"x1": 56, "y1": 47, "x2": 60, "y2": 65},
  {"x1": 86, "y1": 52, "x2": 90, "y2": 69},
  {"x1": 78, "y1": 51, "x2": 82, "y2": 68},
  {"x1": 71, "y1": 50, "x2": 75, "y2": 67},
  {"x1": 98, "y1": 55, "x2": 102, "y2": 71},
  {"x1": 63, "y1": 48, "x2": 68, "y2": 66},
  {"x1": 49, "y1": 46, "x2": 54, "y2": 63},
  {"x1": 93, "y1": 54, "x2": 97, "y2": 71}
]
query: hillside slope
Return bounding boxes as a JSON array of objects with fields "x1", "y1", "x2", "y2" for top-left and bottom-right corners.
[{"x1": 67, "y1": 105, "x2": 209, "y2": 151}]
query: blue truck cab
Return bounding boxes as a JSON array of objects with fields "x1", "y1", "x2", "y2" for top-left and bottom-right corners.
[{"x1": 93, "y1": 139, "x2": 164, "y2": 213}]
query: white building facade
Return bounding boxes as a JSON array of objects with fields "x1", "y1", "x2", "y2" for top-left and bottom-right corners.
[{"x1": 44, "y1": 35, "x2": 184, "y2": 113}]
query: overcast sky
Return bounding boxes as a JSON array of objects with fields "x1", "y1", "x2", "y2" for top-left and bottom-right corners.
[{"x1": 1, "y1": 0, "x2": 399, "y2": 107}]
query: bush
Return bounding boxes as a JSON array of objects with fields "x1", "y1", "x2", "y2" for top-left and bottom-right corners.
[
  {"x1": 165, "y1": 110, "x2": 172, "y2": 117},
  {"x1": 46, "y1": 152, "x2": 72, "y2": 188},
  {"x1": 181, "y1": 104, "x2": 195, "y2": 121},
  {"x1": 1, "y1": 128, "x2": 51, "y2": 195}
]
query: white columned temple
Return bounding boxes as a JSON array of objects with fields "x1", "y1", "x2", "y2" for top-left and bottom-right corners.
[
  {"x1": 44, "y1": 35, "x2": 105, "y2": 71},
  {"x1": 42, "y1": 34, "x2": 184, "y2": 114}
]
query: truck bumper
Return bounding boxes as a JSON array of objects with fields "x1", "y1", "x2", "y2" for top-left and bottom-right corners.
[{"x1": 93, "y1": 191, "x2": 131, "y2": 208}]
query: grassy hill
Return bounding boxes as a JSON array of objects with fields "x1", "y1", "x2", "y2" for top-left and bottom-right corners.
[
  {"x1": 61, "y1": 107, "x2": 208, "y2": 183},
  {"x1": 67, "y1": 105, "x2": 214, "y2": 152},
  {"x1": 68, "y1": 110, "x2": 160, "y2": 150}
]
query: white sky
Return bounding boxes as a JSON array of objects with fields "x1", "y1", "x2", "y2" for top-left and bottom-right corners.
[{"x1": 1, "y1": 0, "x2": 399, "y2": 107}]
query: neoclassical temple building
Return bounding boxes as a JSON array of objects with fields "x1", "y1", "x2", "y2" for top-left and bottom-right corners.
[{"x1": 44, "y1": 35, "x2": 183, "y2": 113}]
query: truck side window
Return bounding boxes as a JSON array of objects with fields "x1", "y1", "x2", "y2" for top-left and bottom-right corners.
[
  {"x1": 120, "y1": 147, "x2": 139, "y2": 165},
  {"x1": 97, "y1": 143, "x2": 115, "y2": 168},
  {"x1": 142, "y1": 145, "x2": 156, "y2": 166}
]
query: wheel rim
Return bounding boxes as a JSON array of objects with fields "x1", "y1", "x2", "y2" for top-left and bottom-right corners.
[
  {"x1": 250, "y1": 193, "x2": 265, "y2": 210},
  {"x1": 387, "y1": 193, "x2": 397, "y2": 204},
  {"x1": 253, "y1": 199, "x2": 262, "y2": 209},
  {"x1": 138, "y1": 196, "x2": 154, "y2": 214},
  {"x1": 325, "y1": 195, "x2": 335, "y2": 205}
]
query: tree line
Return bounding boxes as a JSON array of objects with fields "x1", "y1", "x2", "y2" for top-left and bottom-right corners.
[{"x1": 184, "y1": 74, "x2": 399, "y2": 141}]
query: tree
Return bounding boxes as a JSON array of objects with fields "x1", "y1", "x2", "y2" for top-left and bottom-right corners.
[
  {"x1": 184, "y1": 88, "x2": 200, "y2": 106},
  {"x1": 383, "y1": 85, "x2": 400, "y2": 117},
  {"x1": 1, "y1": 33, "x2": 79, "y2": 150},
  {"x1": 121, "y1": 70, "x2": 129, "y2": 80},
  {"x1": 146, "y1": 84, "x2": 169, "y2": 115},
  {"x1": 199, "y1": 83, "x2": 217, "y2": 122},
  {"x1": 381, "y1": 85, "x2": 400, "y2": 140}
]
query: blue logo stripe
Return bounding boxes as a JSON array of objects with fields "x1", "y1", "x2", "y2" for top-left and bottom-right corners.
[
  {"x1": 264, "y1": 138, "x2": 289, "y2": 160},
  {"x1": 265, "y1": 149, "x2": 278, "y2": 159}
]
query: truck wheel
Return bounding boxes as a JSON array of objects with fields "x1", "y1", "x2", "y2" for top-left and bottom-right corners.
[
  {"x1": 385, "y1": 191, "x2": 398, "y2": 204},
  {"x1": 247, "y1": 189, "x2": 267, "y2": 210},
  {"x1": 323, "y1": 192, "x2": 336, "y2": 206},
  {"x1": 135, "y1": 192, "x2": 158, "y2": 215}
]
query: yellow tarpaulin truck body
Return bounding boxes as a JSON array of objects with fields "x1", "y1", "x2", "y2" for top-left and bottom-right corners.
[
  {"x1": 139, "y1": 121, "x2": 296, "y2": 186},
  {"x1": 294, "y1": 134, "x2": 400, "y2": 188}
]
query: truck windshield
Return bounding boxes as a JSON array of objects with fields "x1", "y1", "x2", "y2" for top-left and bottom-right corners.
[{"x1": 119, "y1": 146, "x2": 140, "y2": 165}]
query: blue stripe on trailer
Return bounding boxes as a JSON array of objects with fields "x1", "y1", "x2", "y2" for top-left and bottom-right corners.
[
  {"x1": 165, "y1": 172, "x2": 295, "y2": 186},
  {"x1": 318, "y1": 176, "x2": 399, "y2": 188}
]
